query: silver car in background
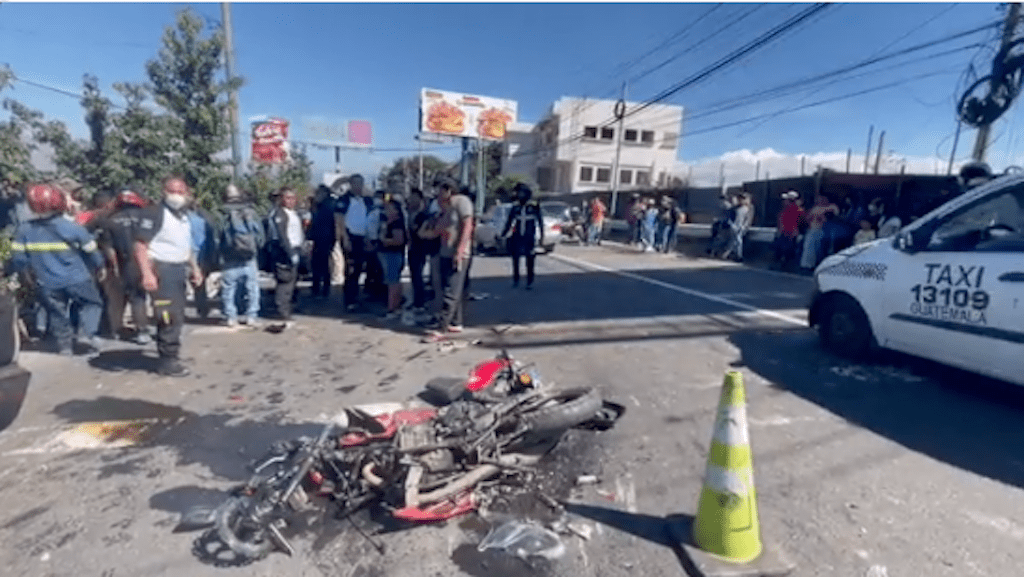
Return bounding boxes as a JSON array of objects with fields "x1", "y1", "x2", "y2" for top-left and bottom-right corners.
[{"x1": 475, "y1": 203, "x2": 563, "y2": 254}]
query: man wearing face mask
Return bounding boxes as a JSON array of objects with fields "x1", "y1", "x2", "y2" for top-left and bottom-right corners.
[{"x1": 133, "y1": 177, "x2": 203, "y2": 377}]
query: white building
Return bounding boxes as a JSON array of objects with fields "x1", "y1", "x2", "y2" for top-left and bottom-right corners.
[{"x1": 503, "y1": 97, "x2": 683, "y2": 193}]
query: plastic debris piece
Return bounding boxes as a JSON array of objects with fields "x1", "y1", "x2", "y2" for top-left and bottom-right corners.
[
  {"x1": 576, "y1": 475, "x2": 599, "y2": 485},
  {"x1": 477, "y1": 519, "x2": 566, "y2": 560},
  {"x1": 567, "y1": 522, "x2": 592, "y2": 540}
]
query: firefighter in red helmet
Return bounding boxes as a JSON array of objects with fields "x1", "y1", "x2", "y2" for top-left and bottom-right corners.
[{"x1": 9, "y1": 184, "x2": 105, "y2": 356}]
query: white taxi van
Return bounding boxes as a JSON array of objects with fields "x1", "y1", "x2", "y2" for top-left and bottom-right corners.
[{"x1": 809, "y1": 171, "x2": 1024, "y2": 386}]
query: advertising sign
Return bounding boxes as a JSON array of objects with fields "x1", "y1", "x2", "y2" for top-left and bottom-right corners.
[
  {"x1": 251, "y1": 118, "x2": 290, "y2": 164},
  {"x1": 420, "y1": 88, "x2": 517, "y2": 141},
  {"x1": 298, "y1": 117, "x2": 373, "y2": 148}
]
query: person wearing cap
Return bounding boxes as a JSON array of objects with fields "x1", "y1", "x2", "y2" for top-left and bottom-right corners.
[
  {"x1": 133, "y1": 177, "x2": 204, "y2": 377},
  {"x1": 772, "y1": 191, "x2": 804, "y2": 270},
  {"x1": 218, "y1": 184, "x2": 265, "y2": 327}
]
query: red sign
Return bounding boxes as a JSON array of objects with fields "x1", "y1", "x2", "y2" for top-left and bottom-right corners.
[{"x1": 251, "y1": 118, "x2": 290, "y2": 164}]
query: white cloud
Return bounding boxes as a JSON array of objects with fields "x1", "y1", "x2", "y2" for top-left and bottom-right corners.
[{"x1": 676, "y1": 148, "x2": 962, "y2": 187}]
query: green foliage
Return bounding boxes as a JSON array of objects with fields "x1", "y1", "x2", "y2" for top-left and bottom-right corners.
[
  {"x1": 488, "y1": 173, "x2": 538, "y2": 203},
  {"x1": 379, "y1": 154, "x2": 453, "y2": 192},
  {"x1": 239, "y1": 145, "x2": 314, "y2": 214},
  {"x1": 146, "y1": 8, "x2": 241, "y2": 211}
]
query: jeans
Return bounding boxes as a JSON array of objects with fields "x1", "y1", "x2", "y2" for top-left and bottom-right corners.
[
  {"x1": 800, "y1": 228, "x2": 824, "y2": 269},
  {"x1": 642, "y1": 223, "x2": 656, "y2": 249},
  {"x1": 655, "y1": 222, "x2": 671, "y2": 250},
  {"x1": 39, "y1": 280, "x2": 103, "y2": 352},
  {"x1": 221, "y1": 259, "x2": 260, "y2": 321},
  {"x1": 587, "y1": 220, "x2": 604, "y2": 245},
  {"x1": 438, "y1": 256, "x2": 467, "y2": 328}
]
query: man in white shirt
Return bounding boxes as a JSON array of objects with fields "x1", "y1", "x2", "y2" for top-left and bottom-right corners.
[
  {"x1": 133, "y1": 177, "x2": 203, "y2": 377},
  {"x1": 334, "y1": 174, "x2": 375, "y2": 312},
  {"x1": 266, "y1": 188, "x2": 305, "y2": 321}
]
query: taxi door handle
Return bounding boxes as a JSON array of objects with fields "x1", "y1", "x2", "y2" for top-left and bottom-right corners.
[{"x1": 998, "y1": 272, "x2": 1024, "y2": 282}]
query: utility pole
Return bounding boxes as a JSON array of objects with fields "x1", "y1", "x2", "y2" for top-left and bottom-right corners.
[
  {"x1": 864, "y1": 125, "x2": 874, "y2": 173},
  {"x1": 222, "y1": 2, "x2": 241, "y2": 182},
  {"x1": 476, "y1": 138, "x2": 485, "y2": 215},
  {"x1": 459, "y1": 137, "x2": 470, "y2": 187},
  {"x1": 800, "y1": 155, "x2": 805, "y2": 176},
  {"x1": 845, "y1": 148, "x2": 852, "y2": 172},
  {"x1": 973, "y1": 2, "x2": 1022, "y2": 162},
  {"x1": 610, "y1": 82, "x2": 627, "y2": 217},
  {"x1": 417, "y1": 135, "x2": 424, "y2": 191},
  {"x1": 754, "y1": 160, "x2": 760, "y2": 181},
  {"x1": 874, "y1": 131, "x2": 886, "y2": 174}
]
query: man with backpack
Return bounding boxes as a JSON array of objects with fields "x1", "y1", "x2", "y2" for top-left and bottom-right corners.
[{"x1": 218, "y1": 184, "x2": 265, "y2": 328}]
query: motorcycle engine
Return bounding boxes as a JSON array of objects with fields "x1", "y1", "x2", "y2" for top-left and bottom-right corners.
[{"x1": 397, "y1": 420, "x2": 453, "y2": 474}]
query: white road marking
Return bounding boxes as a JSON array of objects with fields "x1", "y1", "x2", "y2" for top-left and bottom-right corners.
[{"x1": 550, "y1": 253, "x2": 805, "y2": 326}]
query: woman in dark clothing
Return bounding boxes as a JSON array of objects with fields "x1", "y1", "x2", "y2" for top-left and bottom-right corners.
[{"x1": 378, "y1": 199, "x2": 407, "y2": 319}]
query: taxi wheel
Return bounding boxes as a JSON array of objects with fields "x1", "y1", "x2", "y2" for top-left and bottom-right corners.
[{"x1": 819, "y1": 296, "x2": 873, "y2": 359}]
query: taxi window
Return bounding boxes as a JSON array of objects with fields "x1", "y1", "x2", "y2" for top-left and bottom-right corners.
[{"x1": 928, "y1": 186, "x2": 1024, "y2": 252}]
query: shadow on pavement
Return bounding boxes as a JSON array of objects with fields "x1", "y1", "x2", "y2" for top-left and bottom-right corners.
[
  {"x1": 88, "y1": 349, "x2": 164, "y2": 374},
  {"x1": 730, "y1": 330, "x2": 1024, "y2": 490}
]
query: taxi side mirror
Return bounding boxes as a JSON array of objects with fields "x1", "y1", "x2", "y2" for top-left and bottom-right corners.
[{"x1": 896, "y1": 228, "x2": 929, "y2": 254}]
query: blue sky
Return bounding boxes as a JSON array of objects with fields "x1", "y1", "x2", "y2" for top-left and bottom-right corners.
[{"x1": 0, "y1": 2, "x2": 1016, "y2": 185}]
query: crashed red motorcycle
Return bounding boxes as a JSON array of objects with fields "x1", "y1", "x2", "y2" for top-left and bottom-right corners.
[{"x1": 176, "y1": 352, "x2": 620, "y2": 566}]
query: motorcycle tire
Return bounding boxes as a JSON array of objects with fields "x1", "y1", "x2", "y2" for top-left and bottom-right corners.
[
  {"x1": 521, "y1": 388, "x2": 603, "y2": 436},
  {"x1": 214, "y1": 496, "x2": 275, "y2": 561}
]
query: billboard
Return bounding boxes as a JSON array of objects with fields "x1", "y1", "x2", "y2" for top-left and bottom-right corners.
[
  {"x1": 420, "y1": 88, "x2": 517, "y2": 141},
  {"x1": 297, "y1": 117, "x2": 373, "y2": 148},
  {"x1": 251, "y1": 118, "x2": 290, "y2": 164}
]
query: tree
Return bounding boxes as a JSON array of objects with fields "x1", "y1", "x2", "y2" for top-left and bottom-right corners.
[
  {"x1": 145, "y1": 8, "x2": 241, "y2": 210},
  {"x1": 106, "y1": 82, "x2": 181, "y2": 198},
  {"x1": 379, "y1": 154, "x2": 453, "y2": 192},
  {"x1": 0, "y1": 66, "x2": 43, "y2": 188},
  {"x1": 488, "y1": 173, "x2": 538, "y2": 204}
]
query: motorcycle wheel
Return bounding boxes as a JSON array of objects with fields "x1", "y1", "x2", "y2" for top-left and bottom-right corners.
[
  {"x1": 213, "y1": 496, "x2": 276, "y2": 562},
  {"x1": 522, "y1": 388, "x2": 603, "y2": 436}
]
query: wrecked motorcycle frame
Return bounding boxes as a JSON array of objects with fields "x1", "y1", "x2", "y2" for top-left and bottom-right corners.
[{"x1": 177, "y1": 352, "x2": 616, "y2": 566}]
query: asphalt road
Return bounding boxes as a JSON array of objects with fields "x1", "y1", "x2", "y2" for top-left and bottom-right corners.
[{"x1": 1, "y1": 242, "x2": 1023, "y2": 577}]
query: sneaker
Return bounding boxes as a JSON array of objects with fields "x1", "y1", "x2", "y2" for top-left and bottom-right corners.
[
  {"x1": 79, "y1": 336, "x2": 103, "y2": 354},
  {"x1": 244, "y1": 317, "x2": 263, "y2": 329},
  {"x1": 58, "y1": 347, "x2": 73, "y2": 357},
  {"x1": 346, "y1": 304, "x2": 360, "y2": 313},
  {"x1": 447, "y1": 325, "x2": 463, "y2": 334},
  {"x1": 158, "y1": 360, "x2": 190, "y2": 378},
  {"x1": 225, "y1": 318, "x2": 238, "y2": 328},
  {"x1": 525, "y1": 284, "x2": 533, "y2": 291},
  {"x1": 383, "y1": 311, "x2": 401, "y2": 321},
  {"x1": 422, "y1": 330, "x2": 448, "y2": 343},
  {"x1": 135, "y1": 333, "x2": 153, "y2": 345}
]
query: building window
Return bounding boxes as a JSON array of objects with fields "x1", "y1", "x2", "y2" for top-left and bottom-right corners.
[
  {"x1": 624, "y1": 129, "x2": 638, "y2": 142},
  {"x1": 620, "y1": 169, "x2": 633, "y2": 185},
  {"x1": 596, "y1": 167, "x2": 611, "y2": 183},
  {"x1": 600, "y1": 127, "x2": 615, "y2": 140},
  {"x1": 661, "y1": 132, "x2": 678, "y2": 149},
  {"x1": 583, "y1": 126, "x2": 598, "y2": 138},
  {"x1": 579, "y1": 166, "x2": 594, "y2": 182},
  {"x1": 641, "y1": 130, "x2": 655, "y2": 144},
  {"x1": 636, "y1": 171, "x2": 650, "y2": 186}
]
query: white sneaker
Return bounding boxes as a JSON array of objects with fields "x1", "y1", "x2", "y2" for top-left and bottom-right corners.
[{"x1": 225, "y1": 318, "x2": 238, "y2": 328}]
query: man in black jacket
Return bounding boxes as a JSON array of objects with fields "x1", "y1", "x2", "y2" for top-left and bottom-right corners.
[
  {"x1": 335, "y1": 174, "x2": 375, "y2": 312},
  {"x1": 265, "y1": 188, "x2": 304, "y2": 321},
  {"x1": 308, "y1": 185, "x2": 336, "y2": 300},
  {"x1": 501, "y1": 183, "x2": 544, "y2": 289}
]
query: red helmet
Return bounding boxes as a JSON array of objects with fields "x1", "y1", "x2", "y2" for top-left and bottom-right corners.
[
  {"x1": 26, "y1": 184, "x2": 68, "y2": 214},
  {"x1": 117, "y1": 190, "x2": 147, "y2": 208}
]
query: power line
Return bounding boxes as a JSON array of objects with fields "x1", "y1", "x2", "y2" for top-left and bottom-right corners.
[{"x1": 628, "y1": 3, "x2": 834, "y2": 119}]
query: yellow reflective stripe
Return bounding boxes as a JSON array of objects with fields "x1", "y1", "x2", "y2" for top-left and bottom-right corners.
[
  {"x1": 153, "y1": 300, "x2": 172, "y2": 306},
  {"x1": 22, "y1": 242, "x2": 71, "y2": 251},
  {"x1": 81, "y1": 240, "x2": 98, "y2": 252},
  {"x1": 9, "y1": 242, "x2": 25, "y2": 251}
]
